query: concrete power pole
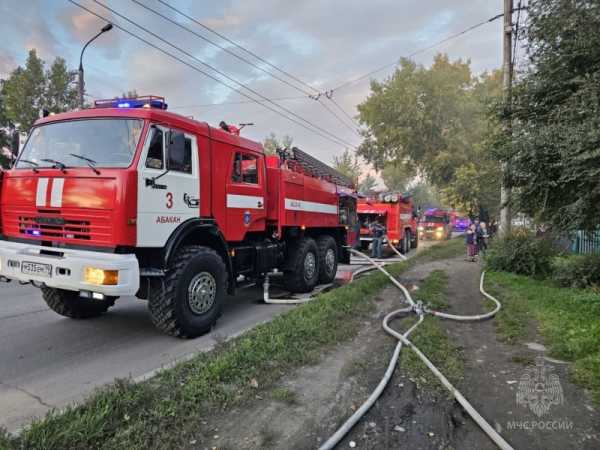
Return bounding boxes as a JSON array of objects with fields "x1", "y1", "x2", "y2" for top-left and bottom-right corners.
[{"x1": 499, "y1": 0, "x2": 513, "y2": 235}]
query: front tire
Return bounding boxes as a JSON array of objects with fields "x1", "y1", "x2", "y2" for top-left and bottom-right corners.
[
  {"x1": 283, "y1": 237, "x2": 319, "y2": 293},
  {"x1": 148, "y1": 245, "x2": 227, "y2": 338},
  {"x1": 317, "y1": 235, "x2": 338, "y2": 284},
  {"x1": 41, "y1": 287, "x2": 116, "y2": 319}
]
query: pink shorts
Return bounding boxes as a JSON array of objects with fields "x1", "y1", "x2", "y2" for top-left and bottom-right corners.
[{"x1": 467, "y1": 243, "x2": 478, "y2": 257}]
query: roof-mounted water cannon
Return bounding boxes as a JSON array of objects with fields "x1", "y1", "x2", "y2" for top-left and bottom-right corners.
[
  {"x1": 219, "y1": 121, "x2": 254, "y2": 136},
  {"x1": 94, "y1": 95, "x2": 168, "y2": 110}
]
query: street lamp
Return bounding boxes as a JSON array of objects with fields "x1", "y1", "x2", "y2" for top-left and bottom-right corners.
[{"x1": 78, "y1": 23, "x2": 113, "y2": 108}]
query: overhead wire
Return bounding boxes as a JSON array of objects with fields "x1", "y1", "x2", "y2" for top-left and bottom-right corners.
[
  {"x1": 327, "y1": 12, "x2": 505, "y2": 94},
  {"x1": 131, "y1": 0, "x2": 361, "y2": 138},
  {"x1": 68, "y1": 0, "x2": 356, "y2": 149},
  {"x1": 86, "y1": 0, "x2": 359, "y2": 149}
]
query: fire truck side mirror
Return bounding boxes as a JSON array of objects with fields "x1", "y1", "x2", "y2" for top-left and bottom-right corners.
[
  {"x1": 10, "y1": 131, "x2": 20, "y2": 159},
  {"x1": 167, "y1": 130, "x2": 186, "y2": 170}
]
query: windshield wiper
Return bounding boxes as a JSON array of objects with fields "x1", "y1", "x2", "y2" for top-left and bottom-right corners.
[
  {"x1": 69, "y1": 153, "x2": 100, "y2": 175},
  {"x1": 41, "y1": 158, "x2": 68, "y2": 172},
  {"x1": 19, "y1": 159, "x2": 40, "y2": 173}
]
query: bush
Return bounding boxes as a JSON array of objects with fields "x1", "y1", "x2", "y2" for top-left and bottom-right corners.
[
  {"x1": 485, "y1": 231, "x2": 558, "y2": 278},
  {"x1": 551, "y1": 254, "x2": 600, "y2": 289}
]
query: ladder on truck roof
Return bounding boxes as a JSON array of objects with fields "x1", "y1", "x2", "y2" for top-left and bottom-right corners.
[{"x1": 288, "y1": 147, "x2": 355, "y2": 189}]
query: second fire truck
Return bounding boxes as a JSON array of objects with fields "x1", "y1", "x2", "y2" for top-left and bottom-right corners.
[
  {"x1": 357, "y1": 193, "x2": 418, "y2": 254},
  {"x1": 0, "y1": 96, "x2": 357, "y2": 337}
]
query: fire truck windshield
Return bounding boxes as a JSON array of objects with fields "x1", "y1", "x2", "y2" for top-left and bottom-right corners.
[
  {"x1": 16, "y1": 118, "x2": 144, "y2": 169},
  {"x1": 424, "y1": 215, "x2": 446, "y2": 223}
]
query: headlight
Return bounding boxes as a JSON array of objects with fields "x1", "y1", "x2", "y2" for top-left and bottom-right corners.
[
  {"x1": 437, "y1": 226, "x2": 444, "y2": 230},
  {"x1": 391, "y1": 194, "x2": 398, "y2": 202},
  {"x1": 384, "y1": 194, "x2": 392, "y2": 202},
  {"x1": 84, "y1": 267, "x2": 119, "y2": 285},
  {"x1": 418, "y1": 226, "x2": 424, "y2": 231}
]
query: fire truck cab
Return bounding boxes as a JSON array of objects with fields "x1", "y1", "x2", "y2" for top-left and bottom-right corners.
[
  {"x1": 0, "y1": 96, "x2": 356, "y2": 337},
  {"x1": 357, "y1": 193, "x2": 418, "y2": 254},
  {"x1": 418, "y1": 208, "x2": 453, "y2": 240}
]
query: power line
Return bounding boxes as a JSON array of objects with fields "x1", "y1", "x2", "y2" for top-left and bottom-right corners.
[
  {"x1": 89, "y1": 0, "x2": 359, "y2": 149},
  {"x1": 327, "y1": 12, "x2": 505, "y2": 94},
  {"x1": 68, "y1": 0, "x2": 357, "y2": 149},
  {"x1": 131, "y1": 0, "x2": 360, "y2": 138},
  {"x1": 170, "y1": 96, "x2": 307, "y2": 110},
  {"x1": 328, "y1": 95, "x2": 361, "y2": 129},
  {"x1": 130, "y1": 0, "x2": 313, "y2": 97},
  {"x1": 157, "y1": 0, "x2": 320, "y2": 96}
]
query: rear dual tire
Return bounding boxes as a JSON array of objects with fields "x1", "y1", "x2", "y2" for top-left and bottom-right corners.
[{"x1": 283, "y1": 235, "x2": 338, "y2": 293}]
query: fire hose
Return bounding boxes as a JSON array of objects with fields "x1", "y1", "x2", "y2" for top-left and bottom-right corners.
[{"x1": 319, "y1": 249, "x2": 512, "y2": 450}]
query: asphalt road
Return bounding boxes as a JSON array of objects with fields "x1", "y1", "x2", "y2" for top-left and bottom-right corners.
[{"x1": 0, "y1": 241, "x2": 437, "y2": 433}]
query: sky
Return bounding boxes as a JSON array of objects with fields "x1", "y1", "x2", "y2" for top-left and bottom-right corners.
[{"x1": 0, "y1": 0, "x2": 504, "y2": 170}]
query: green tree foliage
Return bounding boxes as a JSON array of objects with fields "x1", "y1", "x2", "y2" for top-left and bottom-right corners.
[
  {"x1": 500, "y1": 0, "x2": 600, "y2": 231},
  {"x1": 2, "y1": 50, "x2": 78, "y2": 132},
  {"x1": 357, "y1": 54, "x2": 502, "y2": 216},
  {"x1": 45, "y1": 57, "x2": 78, "y2": 113},
  {"x1": 381, "y1": 162, "x2": 411, "y2": 192},
  {"x1": 0, "y1": 81, "x2": 10, "y2": 168},
  {"x1": 358, "y1": 173, "x2": 377, "y2": 194},
  {"x1": 263, "y1": 132, "x2": 293, "y2": 155},
  {"x1": 332, "y1": 148, "x2": 361, "y2": 185},
  {"x1": 409, "y1": 181, "x2": 442, "y2": 210},
  {"x1": 3, "y1": 50, "x2": 46, "y2": 131}
]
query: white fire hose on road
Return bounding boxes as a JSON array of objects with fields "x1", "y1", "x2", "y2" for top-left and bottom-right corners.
[{"x1": 319, "y1": 248, "x2": 513, "y2": 450}]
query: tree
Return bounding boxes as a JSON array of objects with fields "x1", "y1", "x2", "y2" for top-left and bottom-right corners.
[
  {"x1": 263, "y1": 132, "x2": 293, "y2": 155},
  {"x1": 498, "y1": 0, "x2": 600, "y2": 231},
  {"x1": 332, "y1": 149, "x2": 361, "y2": 185},
  {"x1": 358, "y1": 173, "x2": 377, "y2": 194},
  {"x1": 0, "y1": 80, "x2": 10, "y2": 168},
  {"x1": 381, "y1": 162, "x2": 412, "y2": 192},
  {"x1": 3, "y1": 49, "x2": 46, "y2": 131},
  {"x1": 409, "y1": 182, "x2": 442, "y2": 210},
  {"x1": 45, "y1": 58, "x2": 78, "y2": 113},
  {"x1": 357, "y1": 54, "x2": 502, "y2": 215}
]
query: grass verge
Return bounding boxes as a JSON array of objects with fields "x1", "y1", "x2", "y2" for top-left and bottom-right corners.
[
  {"x1": 0, "y1": 239, "x2": 463, "y2": 450},
  {"x1": 400, "y1": 270, "x2": 463, "y2": 392},
  {"x1": 487, "y1": 271, "x2": 600, "y2": 403}
]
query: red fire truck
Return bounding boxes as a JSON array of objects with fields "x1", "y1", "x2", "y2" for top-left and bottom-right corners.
[
  {"x1": 0, "y1": 96, "x2": 357, "y2": 337},
  {"x1": 357, "y1": 193, "x2": 418, "y2": 254},
  {"x1": 417, "y1": 208, "x2": 453, "y2": 240}
]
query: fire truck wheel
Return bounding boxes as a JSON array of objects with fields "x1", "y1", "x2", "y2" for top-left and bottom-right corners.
[
  {"x1": 317, "y1": 235, "x2": 338, "y2": 284},
  {"x1": 404, "y1": 231, "x2": 412, "y2": 254},
  {"x1": 148, "y1": 245, "x2": 227, "y2": 338},
  {"x1": 411, "y1": 232, "x2": 419, "y2": 249},
  {"x1": 41, "y1": 287, "x2": 116, "y2": 319},
  {"x1": 283, "y1": 237, "x2": 320, "y2": 293}
]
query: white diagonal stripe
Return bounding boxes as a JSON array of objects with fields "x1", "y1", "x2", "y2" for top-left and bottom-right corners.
[
  {"x1": 36, "y1": 178, "x2": 49, "y2": 207},
  {"x1": 226, "y1": 194, "x2": 264, "y2": 209},
  {"x1": 50, "y1": 178, "x2": 64, "y2": 208},
  {"x1": 285, "y1": 198, "x2": 338, "y2": 215}
]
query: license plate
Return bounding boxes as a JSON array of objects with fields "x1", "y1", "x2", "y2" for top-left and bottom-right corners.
[{"x1": 21, "y1": 261, "x2": 52, "y2": 278}]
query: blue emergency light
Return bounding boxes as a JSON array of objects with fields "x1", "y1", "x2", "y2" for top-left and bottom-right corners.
[{"x1": 94, "y1": 95, "x2": 168, "y2": 110}]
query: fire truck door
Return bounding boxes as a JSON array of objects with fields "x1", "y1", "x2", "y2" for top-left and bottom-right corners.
[
  {"x1": 225, "y1": 151, "x2": 266, "y2": 240},
  {"x1": 137, "y1": 125, "x2": 200, "y2": 247}
]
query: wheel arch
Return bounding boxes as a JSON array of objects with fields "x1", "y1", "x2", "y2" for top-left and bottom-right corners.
[{"x1": 164, "y1": 219, "x2": 235, "y2": 295}]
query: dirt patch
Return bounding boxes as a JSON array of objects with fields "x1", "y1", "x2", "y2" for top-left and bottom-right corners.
[{"x1": 184, "y1": 255, "x2": 600, "y2": 449}]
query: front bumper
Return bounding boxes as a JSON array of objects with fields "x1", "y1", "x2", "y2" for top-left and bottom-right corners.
[{"x1": 0, "y1": 241, "x2": 139, "y2": 296}]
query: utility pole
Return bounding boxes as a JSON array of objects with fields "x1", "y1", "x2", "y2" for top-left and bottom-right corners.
[{"x1": 499, "y1": 0, "x2": 513, "y2": 235}]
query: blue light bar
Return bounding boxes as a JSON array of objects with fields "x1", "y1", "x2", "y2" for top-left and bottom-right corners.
[{"x1": 94, "y1": 95, "x2": 168, "y2": 110}]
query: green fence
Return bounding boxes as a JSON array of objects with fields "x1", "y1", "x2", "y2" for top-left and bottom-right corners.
[{"x1": 571, "y1": 230, "x2": 600, "y2": 255}]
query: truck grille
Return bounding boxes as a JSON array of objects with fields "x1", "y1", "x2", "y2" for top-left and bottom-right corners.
[
  {"x1": 2, "y1": 206, "x2": 113, "y2": 246},
  {"x1": 19, "y1": 215, "x2": 92, "y2": 240}
]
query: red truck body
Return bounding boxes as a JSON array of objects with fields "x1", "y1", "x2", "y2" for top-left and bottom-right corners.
[
  {"x1": 0, "y1": 97, "x2": 357, "y2": 337},
  {"x1": 357, "y1": 194, "x2": 418, "y2": 254},
  {"x1": 418, "y1": 208, "x2": 453, "y2": 240}
]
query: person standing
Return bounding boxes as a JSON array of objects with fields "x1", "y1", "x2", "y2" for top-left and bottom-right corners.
[
  {"x1": 370, "y1": 219, "x2": 386, "y2": 259},
  {"x1": 477, "y1": 222, "x2": 489, "y2": 256},
  {"x1": 465, "y1": 223, "x2": 478, "y2": 262}
]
